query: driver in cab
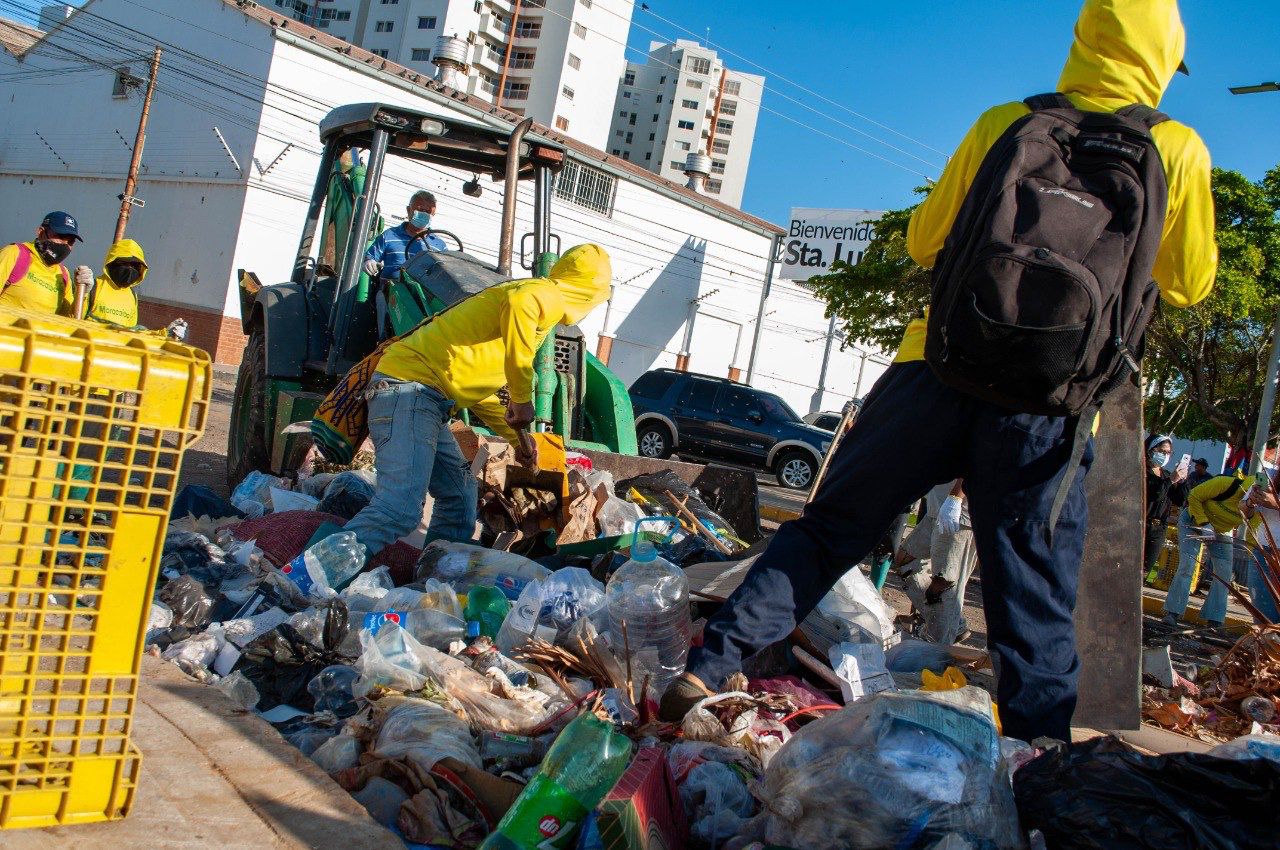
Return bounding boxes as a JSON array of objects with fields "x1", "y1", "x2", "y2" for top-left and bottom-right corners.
[{"x1": 363, "y1": 189, "x2": 446, "y2": 337}]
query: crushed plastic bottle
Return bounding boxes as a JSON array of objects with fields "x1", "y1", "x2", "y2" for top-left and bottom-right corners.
[
  {"x1": 605, "y1": 516, "x2": 692, "y2": 698},
  {"x1": 480, "y1": 712, "x2": 632, "y2": 849},
  {"x1": 279, "y1": 531, "x2": 367, "y2": 599},
  {"x1": 1241, "y1": 695, "x2": 1276, "y2": 724}
]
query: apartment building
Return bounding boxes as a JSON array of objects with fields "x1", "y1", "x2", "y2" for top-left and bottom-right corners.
[
  {"x1": 267, "y1": 0, "x2": 632, "y2": 149},
  {"x1": 608, "y1": 39, "x2": 763, "y2": 207}
]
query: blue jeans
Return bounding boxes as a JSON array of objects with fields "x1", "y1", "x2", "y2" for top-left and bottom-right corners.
[
  {"x1": 687, "y1": 362, "x2": 1092, "y2": 742},
  {"x1": 1164, "y1": 509, "x2": 1231, "y2": 624},
  {"x1": 1249, "y1": 547, "x2": 1280, "y2": 624},
  {"x1": 342, "y1": 373, "x2": 476, "y2": 557}
]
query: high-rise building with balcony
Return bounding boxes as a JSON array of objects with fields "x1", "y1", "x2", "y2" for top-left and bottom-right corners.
[
  {"x1": 269, "y1": 0, "x2": 633, "y2": 149},
  {"x1": 607, "y1": 39, "x2": 762, "y2": 207}
]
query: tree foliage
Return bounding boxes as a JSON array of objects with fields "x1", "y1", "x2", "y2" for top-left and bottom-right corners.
[{"x1": 807, "y1": 168, "x2": 1280, "y2": 447}]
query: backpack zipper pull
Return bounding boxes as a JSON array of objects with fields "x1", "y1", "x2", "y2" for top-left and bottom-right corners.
[{"x1": 1114, "y1": 336, "x2": 1140, "y2": 374}]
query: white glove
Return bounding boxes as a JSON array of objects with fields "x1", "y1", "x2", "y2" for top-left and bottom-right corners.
[
  {"x1": 937, "y1": 495, "x2": 964, "y2": 535},
  {"x1": 363, "y1": 259, "x2": 382, "y2": 278},
  {"x1": 73, "y1": 265, "x2": 94, "y2": 289}
]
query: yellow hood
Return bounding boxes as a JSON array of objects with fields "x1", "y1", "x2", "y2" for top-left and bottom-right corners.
[
  {"x1": 1058, "y1": 0, "x2": 1185, "y2": 109},
  {"x1": 101, "y1": 239, "x2": 149, "y2": 286},
  {"x1": 549, "y1": 243, "x2": 610, "y2": 325}
]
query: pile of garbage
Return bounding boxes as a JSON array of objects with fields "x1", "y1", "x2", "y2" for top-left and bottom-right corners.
[{"x1": 145, "y1": 432, "x2": 1280, "y2": 848}]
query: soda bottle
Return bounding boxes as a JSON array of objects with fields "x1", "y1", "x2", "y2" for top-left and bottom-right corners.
[
  {"x1": 280, "y1": 531, "x2": 366, "y2": 599},
  {"x1": 465, "y1": 585, "x2": 511, "y2": 639},
  {"x1": 479, "y1": 712, "x2": 631, "y2": 849},
  {"x1": 605, "y1": 516, "x2": 691, "y2": 698},
  {"x1": 348, "y1": 608, "x2": 465, "y2": 652}
]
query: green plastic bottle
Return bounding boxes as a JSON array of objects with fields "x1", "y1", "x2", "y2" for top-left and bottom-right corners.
[
  {"x1": 479, "y1": 713, "x2": 632, "y2": 850},
  {"x1": 464, "y1": 584, "x2": 511, "y2": 639}
]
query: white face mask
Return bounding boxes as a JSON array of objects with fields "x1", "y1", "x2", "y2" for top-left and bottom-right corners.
[{"x1": 1150, "y1": 450, "x2": 1170, "y2": 468}]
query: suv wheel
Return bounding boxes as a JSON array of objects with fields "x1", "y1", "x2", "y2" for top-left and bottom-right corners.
[
  {"x1": 775, "y1": 450, "x2": 817, "y2": 490},
  {"x1": 637, "y1": 421, "x2": 673, "y2": 459}
]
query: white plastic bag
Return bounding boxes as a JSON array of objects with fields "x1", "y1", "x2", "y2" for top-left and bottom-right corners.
[
  {"x1": 596, "y1": 495, "x2": 646, "y2": 537},
  {"x1": 352, "y1": 622, "x2": 430, "y2": 697},
  {"x1": 214, "y1": 670, "x2": 260, "y2": 710},
  {"x1": 829, "y1": 641, "x2": 896, "y2": 702},
  {"x1": 681, "y1": 760, "x2": 755, "y2": 845},
  {"x1": 806, "y1": 567, "x2": 898, "y2": 648},
  {"x1": 269, "y1": 487, "x2": 320, "y2": 513},
  {"x1": 311, "y1": 733, "x2": 363, "y2": 773},
  {"x1": 162, "y1": 628, "x2": 226, "y2": 669},
  {"x1": 373, "y1": 696, "x2": 481, "y2": 770},
  {"x1": 231, "y1": 470, "x2": 287, "y2": 513}
]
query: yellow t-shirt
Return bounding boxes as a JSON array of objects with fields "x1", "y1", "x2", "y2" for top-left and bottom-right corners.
[{"x1": 0, "y1": 243, "x2": 68, "y2": 315}]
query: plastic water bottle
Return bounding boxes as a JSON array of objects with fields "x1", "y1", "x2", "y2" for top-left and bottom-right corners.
[
  {"x1": 465, "y1": 585, "x2": 511, "y2": 639},
  {"x1": 480, "y1": 712, "x2": 632, "y2": 849},
  {"x1": 605, "y1": 516, "x2": 691, "y2": 699},
  {"x1": 353, "y1": 608, "x2": 465, "y2": 651},
  {"x1": 280, "y1": 531, "x2": 366, "y2": 599}
]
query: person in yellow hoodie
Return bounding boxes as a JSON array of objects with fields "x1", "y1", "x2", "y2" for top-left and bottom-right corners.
[
  {"x1": 63, "y1": 239, "x2": 148, "y2": 328},
  {"x1": 1163, "y1": 474, "x2": 1261, "y2": 627},
  {"x1": 666, "y1": 0, "x2": 1217, "y2": 742},
  {"x1": 339, "y1": 244, "x2": 611, "y2": 557}
]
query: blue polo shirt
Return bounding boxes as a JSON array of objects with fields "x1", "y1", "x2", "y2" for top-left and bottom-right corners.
[{"x1": 363, "y1": 223, "x2": 446, "y2": 281}]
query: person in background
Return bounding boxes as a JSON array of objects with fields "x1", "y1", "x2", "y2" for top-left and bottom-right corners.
[
  {"x1": 363, "y1": 190, "x2": 446, "y2": 338},
  {"x1": 63, "y1": 239, "x2": 148, "y2": 329},
  {"x1": 1143, "y1": 434, "x2": 1187, "y2": 580},
  {"x1": 896, "y1": 479, "x2": 977, "y2": 644},
  {"x1": 1187, "y1": 457, "x2": 1213, "y2": 489},
  {"x1": 1243, "y1": 472, "x2": 1280, "y2": 624},
  {"x1": 0, "y1": 212, "x2": 91, "y2": 316},
  {"x1": 1163, "y1": 473, "x2": 1260, "y2": 627}
]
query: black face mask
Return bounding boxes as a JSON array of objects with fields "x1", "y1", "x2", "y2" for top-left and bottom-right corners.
[
  {"x1": 107, "y1": 261, "x2": 143, "y2": 287},
  {"x1": 35, "y1": 239, "x2": 71, "y2": 264}
]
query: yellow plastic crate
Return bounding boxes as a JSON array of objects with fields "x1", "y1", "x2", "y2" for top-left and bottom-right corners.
[
  {"x1": 1151, "y1": 525, "x2": 1202, "y2": 591},
  {"x1": 0, "y1": 308, "x2": 209, "y2": 829}
]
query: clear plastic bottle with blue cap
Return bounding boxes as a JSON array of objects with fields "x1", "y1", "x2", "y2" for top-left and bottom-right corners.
[{"x1": 605, "y1": 516, "x2": 691, "y2": 699}]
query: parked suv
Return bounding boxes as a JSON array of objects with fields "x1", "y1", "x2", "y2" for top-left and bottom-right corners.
[{"x1": 628, "y1": 369, "x2": 832, "y2": 490}]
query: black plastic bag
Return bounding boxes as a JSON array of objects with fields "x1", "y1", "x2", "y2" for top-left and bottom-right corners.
[
  {"x1": 157, "y1": 575, "x2": 214, "y2": 630},
  {"x1": 161, "y1": 531, "x2": 241, "y2": 586},
  {"x1": 1014, "y1": 735, "x2": 1280, "y2": 850},
  {"x1": 234, "y1": 603, "x2": 350, "y2": 711},
  {"x1": 170, "y1": 484, "x2": 245, "y2": 521},
  {"x1": 316, "y1": 471, "x2": 375, "y2": 520}
]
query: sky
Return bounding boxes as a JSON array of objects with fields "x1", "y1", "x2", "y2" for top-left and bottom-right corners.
[
  {"x1": 622, "y1": 0, "x2": 1280, "y2": 224},
  {"x1": 12, "y1": 2, "x2": 1280, "y2": 225}
]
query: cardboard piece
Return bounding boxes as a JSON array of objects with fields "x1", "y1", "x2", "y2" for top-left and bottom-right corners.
[{"x1": 586, "y1": 747, "x2": 688, "y2": 850}]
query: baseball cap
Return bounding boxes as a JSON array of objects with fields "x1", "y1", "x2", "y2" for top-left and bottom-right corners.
[
  {"x1": 40, "y1": 211, "x2": 82, "y2": 242},
  {"x1": 1193, "y1": 457, "x2": 1208, "y2": 466}
]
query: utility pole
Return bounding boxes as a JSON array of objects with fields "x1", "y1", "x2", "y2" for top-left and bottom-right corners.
[
  {"x1": 1231, "y1": 79, "x2": 1278, "y2": 474},
  {"x1": 809, "y1": 314, "x2": 837, "y2": 413},
  {"x1": 745, "y1": 233, "x2": 781, "y2": 385},
  {"x1": 114, "y1": 46, "x2": 161, "y2": 242}
]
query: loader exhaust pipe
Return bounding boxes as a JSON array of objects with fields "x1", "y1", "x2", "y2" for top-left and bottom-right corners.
[{"x1": 497, "y1": 118, "x2": 533, "y2": 276}]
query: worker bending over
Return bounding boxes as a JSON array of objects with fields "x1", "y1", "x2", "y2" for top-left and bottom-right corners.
[{"x1": 340, "y1": 244, "x2": 611, "y2": 558}]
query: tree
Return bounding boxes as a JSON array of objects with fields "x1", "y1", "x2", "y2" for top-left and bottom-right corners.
[{"x1": 807, "y1": 167, "x2": 1280, "y2": 448}]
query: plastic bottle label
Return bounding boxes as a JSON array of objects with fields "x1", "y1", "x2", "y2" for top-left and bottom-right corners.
[
  {"x1": 490, "y1": 775, "x2": 586, "y2": 849},
  {"x1": 362, "y1": 611, "x2": 407, "y2": 633},
  {"x1": 494, "y1": 574, "x2": 530, "y2": 600},
  {"x1": 281, "y1": 552, "x2": 324, "y2": 596}
]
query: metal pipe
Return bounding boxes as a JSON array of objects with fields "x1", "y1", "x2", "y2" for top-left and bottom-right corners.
[
  {"x1": 497, "y1": 117, "x2": 533, "y2": 276},
  {"x1": 1249, "y1": 310, "x2": 1280, "y2": 476},
  {"x1": 330, "y1": 127, "x2": 389, "y2": 340},
  {"x1": 745, "y1": 233, "x2": 781, "y2": 384},
  {"x1": 293, "y1": 144, "x2": 335, "y2": 284}
]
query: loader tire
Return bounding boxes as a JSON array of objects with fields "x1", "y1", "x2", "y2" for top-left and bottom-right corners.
[{"x1": 228, "y1": 322, "x2": 271, "y2": 491}]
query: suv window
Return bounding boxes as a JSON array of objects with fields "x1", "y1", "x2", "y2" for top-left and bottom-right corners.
[
  {"x1": 630, "y1": 370, "x2": 679, "y2": 400},
  {"x1": 718, "y1": 386, "x2": 761, "y2": 419},
  {"x1": 676, "y1": 377, "x2": 719, "y2": 411},
  {"x1": 759, "y1": 393, "x2": 801, "y2": 423},
  {"x1": 813, "y1": 414, "x2": 840, "y2": 430}
]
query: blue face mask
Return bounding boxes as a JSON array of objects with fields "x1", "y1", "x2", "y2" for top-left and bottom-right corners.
[{"x1": 410, "y1": 210, "x2": 432, "y2": 229}]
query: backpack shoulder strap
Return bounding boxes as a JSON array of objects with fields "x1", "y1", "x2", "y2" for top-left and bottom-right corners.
[
  {"x1": 1023, "y1": 92, "x2": 1076, "y2": 112},
  {"x1": 5, "y1": 243, "x2": 33, "y2": 288},
  {"x1": 1209, "y1": 476, "x2": 1244, "y2": 503},
  {"x1": 1114, "y1": 103, "x2": 1171, "y2": 131}
]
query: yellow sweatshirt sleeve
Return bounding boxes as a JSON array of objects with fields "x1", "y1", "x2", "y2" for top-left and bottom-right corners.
[
  {"x1": 468, "y1": 393, "x2": 519, "y2": 443},
  {"x1": 498, "y1": 283, "x2": 556, "y2": 405},
  {"x1": 907, "y1": 102, "x2": 1031, "y2": 269},
  {"x1": 1150, "y1": 122, "x2": 1216, "y2": 308}
]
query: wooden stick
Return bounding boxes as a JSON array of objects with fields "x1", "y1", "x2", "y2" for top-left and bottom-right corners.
[
  {"x1": 792, "y1": 645, "x2": 844, "y2": 691},
  {"x1": 663, "y1": 488, "x2": 734, "y2": 555},
  {"x1": 622, "y1": 619, "x2": 634, "y2": 705},
  {"x1": 1210, "y1": 572, "x2": 1274, "y2": 625}
]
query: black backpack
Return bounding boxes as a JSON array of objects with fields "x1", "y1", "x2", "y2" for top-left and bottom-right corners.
[{"x1": 924, "y1": 93, "x2": 1170, "y2": 418}]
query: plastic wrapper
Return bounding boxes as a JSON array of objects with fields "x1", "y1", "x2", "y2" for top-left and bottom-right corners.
[
  {"x1": 316, "y1": 470, "x2": 376, "y2": 520},
  {"x1": 159, "y1": 574, "x2": 215, "y2": 629},
  {"x1": 1015, "y1": 735, "x2": 1280, "y2": 850},
  {"x1": 231, "y1": 470, "x2": 288, "y2": 513},
  {"x1": 235, "y1": 605, "x2": 349, "y2": 711},
  {"x1": 829, "y1": 641, "x2": 895, "y2": 702},
  {"x1": 307, "y1": 664, "x2": 362, "y2": 717},
  {"x1": 886, "y1": 638, "x2": 955, "y2": 675},
  {"x1": 353, "y1": 776, "x2": 408, "y2": 828},
  {"x1": 414, "y1": 643, "x2": 562, "y2": 735},
  {"x1": 162, "y1": 627, "x2": 226, "y2": 669},
  {"x1": 311, "y1": 733, "x2": 363, "y2": 773},
  {"x1": 415, "y1": 539, "x2": 551, "y2": 596},
  {"x1": 373, "y1": 696, "x2": 482, "y2": 770},
  {"x1": 802, "y1": 567, "x2": 898, "y2": 653},
  {"x1": 1206, "y1": 733, "x2": 1280, "y2": 765},
  {"x1": 495, "y1": 567, "x2": 606, "y2": 654},
  {"x1": 269, "y1": 487, "x2": 320, "y2": 513},
  {"x1": 146, "y1": 601, "x2": 174, "y2": 644},
  {"x1": 682, "y1": 760, "x2": 755, "y2": 846},
  {"x1": 596, "y1": 494, "x2": 646, "y2": 537},
  {"x1": 352, "y1": 621, "x2": 433, "y2": 696},
  {"x1": 740, "y1": 688, "x2": 1020, "y2": 850},
  {"x1": 341, "y1": 565, "x2": 396, "y2": 608},
  {"x1": 214, "y1": 670, "x2": 261, "y2": 710}
]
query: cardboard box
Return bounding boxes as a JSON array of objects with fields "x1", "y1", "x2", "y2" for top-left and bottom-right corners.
[{"x1": 581, "y1": 747, "x2": 687, "y2": 850}]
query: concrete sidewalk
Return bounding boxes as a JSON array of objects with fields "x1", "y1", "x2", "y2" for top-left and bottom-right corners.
[{"x1": 8, "y1": 657, "x2": 401, "y2": 849}]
